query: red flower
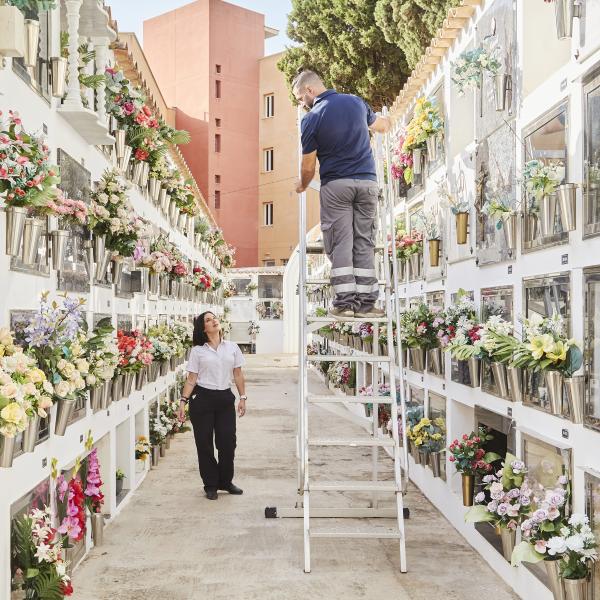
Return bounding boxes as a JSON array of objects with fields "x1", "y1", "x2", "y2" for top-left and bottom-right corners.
[
  {"x1": 142, "y1": 105, "x2": 152, "y2": 117},
  {"x1": 61, "y1": 581, "x2": 74, "y2": 596},
  {"x1": 134, "y1": 148, "x2": 149, "y2": 161}
]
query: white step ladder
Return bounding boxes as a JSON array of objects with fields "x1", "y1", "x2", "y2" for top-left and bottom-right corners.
[{"x1": 269, "y1": 107, "x2": 410, "y2": 573}]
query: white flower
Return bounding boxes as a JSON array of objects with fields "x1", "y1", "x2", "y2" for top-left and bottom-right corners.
[
  {"x1": 569, "y1": 514, "x2": 589, "y2": 528},
  {"x1": 475, "y1": 491, "x2": 485, "y2": 503},
  {"x1": 547, "y1": 536, "x2": 568, "y2": 556},
  {"x1": 566, "y1": 534, "x2": 585, "y2": 553},
  {"x1": 55, "y1": 380, "x2": 71, "y2": 398},
  {"x1": 34, "y1": 542, "x2": 53, "y2": 562}
]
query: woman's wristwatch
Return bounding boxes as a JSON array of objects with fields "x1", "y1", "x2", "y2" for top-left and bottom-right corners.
[
  {"x1": 240, "y1": 395, "x2": 247, "y2": 401},
  {"x1": 180, "y1": 396, "x2": 189, "y2": 404}
]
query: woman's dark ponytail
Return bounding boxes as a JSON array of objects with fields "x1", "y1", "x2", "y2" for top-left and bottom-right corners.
[{"x1": 193, "y1": 312, "x2": 212, "y2": 347}]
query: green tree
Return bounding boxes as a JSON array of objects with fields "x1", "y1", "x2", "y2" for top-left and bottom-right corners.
[
  {"x1": 374, "y1": 0, "x2": 461, "y2": 70},
  {"x1": 277, "y1": 0, "x2": 410, "y2": 110}
]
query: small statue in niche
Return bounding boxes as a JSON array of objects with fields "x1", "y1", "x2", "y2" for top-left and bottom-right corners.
[{"x1": 475, "y1": 163, "x2": 489, "y2": 244}]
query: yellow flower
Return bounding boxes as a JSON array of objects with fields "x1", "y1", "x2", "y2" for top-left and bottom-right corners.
[
  {"x1": 527, "y1": 334, "x2": 555, "y2": 360},
  {"x1": 1, "y1": 401, "x2": 27, "y2": 426},
  {"x1": 547, "y1": 340, "x2": 568, "y2": 363},
  {"x1": 28, "y1": 368, "x2": 46, "y2": 384}
]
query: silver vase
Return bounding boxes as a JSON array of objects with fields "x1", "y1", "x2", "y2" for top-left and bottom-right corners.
[
  {"x1": 50, "y1": 56, "x2": 67, "y2": 97},
  {"x1": 148, "y1": 362, "x2": 159, "y2": 383},
  {"x1": 122, "y1": 372, "x2": 135, "y2": 397},
  {"x1": 159, "y1": 442, "x2": 166, "y2": 457},
  {"x1": 539, "y1": 194, "x2": 558, "y2": 237},
  {"x1": 169, "y1": 201, "x2": 179, "y2": 227},
  {"x1": 90, "y1": 513, "x2": 104, "y2": 547},
  {"x1": 165, "y1": 435, "x2": 171, "y2": 450},
  {"x1": 132, "y1": 160, "x2": 144, "y2": 186},
  {"x1": 565, "y1": 375, "x2": 585, "y2": 424},
  {"x1": 83, "y1": 241, "x2": 95, "y2": 280},
  {"x1": 101, "y1": 381, "x2": 111, "y2": 410},
  {"x1": 111, "y1": 375, "x2": 123, "y2": 402},
  {"x1": 159, "y1": 274, "x2": 169, "y2": 297},
  {"x1": 95, "y1": 249, "x2": 111, "y2": 283},
  {"x1": 151, "y1": 445, "x2": 160, "y2": 466},
  {"x1": 502, "y1": 213, "x2": 517, "y2": 250},
  {"x1": 90, "y1": 386, "x2": 103, "y2": 411},
  {"x1": 22, "y1": 414, "x2": 40, "y2": 453},
  {"x1": 409, "y1": 347, "x2": 425, "y2": 372},
  {"x1": 55, "y1": 398, "x2": 76, "y2": 436},
  {"x1": 467, "y1": 357, "x2": 481, "y2": 388},
  {"x1": 544, "y1": 559, "x2": 566, "y2": 600},
  {"x1": 114, "y1": 129, "x2": 126, "y2": 159},
  {"x1": 557, "y1": 183, "x2": 577, "y2": 232},
  {"x1": 50, "y1": 230, "x2": 69, "y2": 271},
  {"x1": 23, "y1": 19, "x2": 40, "y2": 68},
  {"x1": 428, "y1": 348, "x2": 443, "y2": 376},
  {"x1": 563, "y1": 578, "x2": 588, "y2": 600},
  {"x1": 178, "y1": 213, "x2": 188, "y2": 230},
  {"x1": 160, "y1": 360, "x2": 169, "y2": 377},
  {"x1": 149, "y1": 271, "x2": 160, "y2": 295},
  {"x1": 149, "y1": 178, "x2": 161, "y2": 202},
  {"x1": 111, "y1": 258, "x2": 124, "y2": 287},
  {"x1": 412, "y1": 147, "x2": 423, "y2": 175},
  {"x1": 545, "y1": 370, "x2": 564, "y2": 416},
  {"x1": 408, "y1": 252, "x2": 422, "y2": 280},
  {"x1": 491, "y1": 362, "x2": 509, "y2": 398},
  {"x1": 140, "y1": 162, "x2": 150, "y2": 188},
  {"x1": 507, "y1": 366, "x2": 523, "y2": 403},
  {"x1": 131, "y1": 266, "x2": 149, "y2": 294},
  {"x1": 135, "y1": 368, "x2": 146, "y2": 391},
  {"x1": 170, "y1": 355, "x2": 178, "y2": 370},
  {"x1": 160, "y1": 190, "x2": 170, "y2": 214},
  {"x1": 554, "y1": 0, "x2": 580, "y2": 39},
  {"x1": 429, "y1": 451, "x2": 442, "y2": 478},
  {"x1": 425, "y1": 133, "x2": 439, "y2": 162},
  {"x1": 21, "y1": 217, "x2": 44, "y2": 265},
  {"x1": 500, "y1": 527, "x2": 516, "y2": 562},
  {"x1": 118, "y1": 145, "x2": 132, "y2": 172},
  {"x1": 5, "y1": 205, "x2": 28, "y2": 256},
  {"x1": 494, "y1": 73, "x2": 510, "y2": 112},
  {"x1": 0, "y1": 434, "x2": 16, "y2": 468}
]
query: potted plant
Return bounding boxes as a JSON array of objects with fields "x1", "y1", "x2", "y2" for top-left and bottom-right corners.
[
  {"x1": 465, "y1": 454, "x2": 532, "y2": 561},
  {"x1": 115, "y1": 468, "x2": 125, "y2": 496},
  {"x1": 448, "y1": 427, "x2": 500, "y2": 506},
  {"x1": 523, "y1": 160, "x2": 563, "y2": 238}
]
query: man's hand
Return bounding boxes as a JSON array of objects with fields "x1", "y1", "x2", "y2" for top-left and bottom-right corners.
[
  {"x1": 178, "y1": 403, "x2": 186, "y2": 422},
  {"x1": 238, "y1": 398, "x2": 246, "y2": 417},
  {"x1": 295, "y1": 180, "x2": 306, "y2": 194}
]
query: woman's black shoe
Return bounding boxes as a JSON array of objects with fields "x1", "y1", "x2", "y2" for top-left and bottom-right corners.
[
  {"x1": 206, "y1": 489, "x2": 218, "y2": 500},
  {"x1": 219, "y1": 484, "x2": 243, "y2": 495}
]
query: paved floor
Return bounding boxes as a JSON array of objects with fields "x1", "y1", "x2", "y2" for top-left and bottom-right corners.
[{"x1": 73, "y1": 356, "x2": 517, "y2": 600}]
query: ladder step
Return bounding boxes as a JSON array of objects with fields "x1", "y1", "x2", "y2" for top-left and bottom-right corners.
[
  {"x1": 306, "y1": 243, "x2": 385, "y2": 254},
  {"x1": 307, "y1": 355, "x2": 391, "y2": 362},
  {"x1": 310, "y1": 481, "x2": 398, "y2": 492},
  {"x1": 308, "y1": 437, "x2": 396, "y2": 447},
  {"x1": 307, "y1": 394, "x2": 393, "y2": 404},
  {"x1": 305, "y1": 279, "x2": 387, "y2": 285},
  {"x1": 310, "y1": 529, "x2": 401, "y2": 540},
  {"x1": 307, "y1": 316, "x2": 388, "y2": 323}
]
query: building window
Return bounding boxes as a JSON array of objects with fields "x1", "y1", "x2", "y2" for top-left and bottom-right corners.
[
  {"x1": 215, "y1": 80, "x2": 221, "y2": 98},
  {"x1": 263, "y1": 260, "x2": 276, "y2": 267},
  {"x1": 264, "y1": 93, "x2": 275, "y2": 118},
  {"x1": 264, "y1": 202, "x2": 273, "y2": 226},
  {"x1": 215, "y1": 134, "x2": 221, "y2": 153},
  {"x1": 263, "y1": 148, "x2": 274, "y2": 172},
  {"x1": 216, "y1": 64, "x2": 221, "y2": 73},
  {"x1": 215, "y1": 118, "x2": 221, "y2": 127},
  {"x1": 214, "y1": 190, "x2": 221, "y2": 209},
  {"x1": 215, "y1": 174, "x2": 221, "y2": 184}
]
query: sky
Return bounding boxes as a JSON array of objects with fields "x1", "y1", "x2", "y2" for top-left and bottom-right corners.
[{"x1": 108, "y1": 0, "x2": 293, "y2": 56}]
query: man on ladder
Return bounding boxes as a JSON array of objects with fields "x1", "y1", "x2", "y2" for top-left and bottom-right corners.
[{"x1": 292, "y1": 70, "x2": 392, "y2": 319}]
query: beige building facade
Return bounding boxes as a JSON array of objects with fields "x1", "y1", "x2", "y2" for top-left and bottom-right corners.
[{"x1": 258, "y1": 52, "x2": 320, "y2": 266}]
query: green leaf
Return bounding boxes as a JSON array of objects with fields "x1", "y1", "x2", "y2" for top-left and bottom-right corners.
[
  {"x1": 541, "y1": 521, "x2": 557, "y2": 532},
  {"x1": 484, "y1": 452, "x2": 501, "y2": 464},
  {"x1": 511, "y1": 541, "x2": 545, "y2": 567},
  {"x1": 464, "y1": 504, "x2": 495, "y2": 524}
]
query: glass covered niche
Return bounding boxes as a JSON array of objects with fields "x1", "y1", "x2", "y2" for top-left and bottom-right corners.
[
  {"x1": 522, "y1": 273, "x2": 571, "y2": 415},
  {"x1": 584, "y1": 69, "x2": 600, "y2": 237},
  {"x1": 522, "y1": 103, "x2": 569, "y2": 252},
  {"x1": 407, "y1": 385, "x2": 425, "y2": 427},
  {"x1": 480, "y1": 286, "x2": 514, "y2": 397},
  {"x1": 585, "y1": 471, "x2": 600, "y2": 599},
  {"x1": 428, "y1": 391, "x2": 447, "y2": 481},
  {"x1": 584, "y1": 268, "x2": 600, "y2": 432},
  {"x1": 451, "y1": 290, "x2": 475, "y2": 386}
]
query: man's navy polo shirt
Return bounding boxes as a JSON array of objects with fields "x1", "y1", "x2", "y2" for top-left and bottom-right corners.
[{"x1": 300, "y1": 89, "x2": 377, "y2": 186}]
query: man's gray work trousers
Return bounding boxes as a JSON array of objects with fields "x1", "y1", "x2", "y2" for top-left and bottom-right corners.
[{"x1": 320, "y1": 178, "x2": 379, "y2": 311}]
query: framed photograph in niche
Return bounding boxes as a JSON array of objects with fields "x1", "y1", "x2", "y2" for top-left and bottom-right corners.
[
  {"x1": 522, "y1": 103, "x2": 569, "y2": 252},
  {"x1": 480, "y1": 286, "x2": 514, "y2": 397},
  {"x1": 117, "y1": 314, "x2": 133, "y2": 333},
  {"x1": 56, "y1": 149, "x2": 91, "y2": 294},
  {"x1": 428, "y1": 391, "x2": 447, "y2": 481},
  {"x1": 585, "y1": 470, "x2": 600, "y2": 599},
  {"x1": 522, "y1": 273, "x2": 571, "y2": 415},
  {"x1": 451, "y1": 290, "x2": 475, "y2": 385},
  {"x1": 584, "y1": 268, "x2": 600, "y2": 432},
  {"x1": 584, "y1": 69, "x2": 600, "y2": 238}
]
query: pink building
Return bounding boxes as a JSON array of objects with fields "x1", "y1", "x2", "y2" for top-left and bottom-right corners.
[{"x1": 144, "y1": 0, "x2": 275, "y2": 267}]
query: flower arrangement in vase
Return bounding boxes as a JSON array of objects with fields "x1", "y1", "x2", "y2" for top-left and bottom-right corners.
[
  {"x1": 417, "y1": 208, "x2": 442, "y2": 267},
  {"x1": 56, "y1": 472, "x2": 86, "y2": 542},
  {"x1": 401, "y1": 97, "x2": 444, "y2": 172},
  {"x1": 406, "y1": 417, "x2": 445, "y2": 472},
  {"x1": 451, "y1": 45, "x2": 502, "y2": 95},
  {"x1": 522, "y1": 159, "x2": 563, "y2": 237},
  {"x1": 135, "y1": 435, "x2": 151, "y2": 461},
  {"x1": 439, "y1": 179, "x2": 471, "y2": 245},
  {"x1": 248, "y1": 321, "x2": 260, "y2": 337},
  {"x1": 117, "y1": 330, "x2": 154, "y2": 375},
  {"x1": 394, "y1": 223, "x2": 423, "y2": 279},
  {"x1": 83, "y1": 448, "x2": 104, "y2": 514},
  {"x1": 390, "y1": 134, "x2": 414, "y2": 184},
  {"x1": 146, "y1": 325, "x2": 175, "y2": 364},
  {"x1": 192, "y1": 266, "x2": 213, "y2": 292}
]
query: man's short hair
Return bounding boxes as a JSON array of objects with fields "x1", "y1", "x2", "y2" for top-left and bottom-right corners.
[{"x1": 292, "y1": 70, "x2": 323, "y2": 93}]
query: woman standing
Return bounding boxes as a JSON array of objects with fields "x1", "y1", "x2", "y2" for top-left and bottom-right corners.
[{"x1": 179, "y1": 311, "x2": 247, "y2": 500}]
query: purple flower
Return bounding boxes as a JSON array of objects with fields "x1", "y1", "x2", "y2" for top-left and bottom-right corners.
[
  {"x1": 511, "y1": 460, "x2": 525, "y2": 474},
  {"x1": 558, "y1": 475, "x2": 568, "y2": 485},
  {"x1": 508, "y1": 488, "x2": 521, "y2": 499},
  {"x1": 475, "y1": 491, "x2": 485, "y2": 503},
  {"x1": 533, "y1": 509, "x2": 548, "y2": 523},
  {"x1": 487, "y1": 501, "x2": 498, "y2": 512},
  {"x1": 496, "y1": 503, "x2": 509, "y2": 516},
  {"x1": 520, "y1": 496, "x2": 531, "y2": 506}
]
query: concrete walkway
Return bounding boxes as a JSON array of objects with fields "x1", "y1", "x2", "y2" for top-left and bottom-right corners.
[{"x1": 73, "y1": 356, "x2": 517, "y2": 600}]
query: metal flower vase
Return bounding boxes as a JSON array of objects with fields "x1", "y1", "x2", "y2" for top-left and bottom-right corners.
[
  {"x1": 563, "y1": 578, "x2": 588, "y2": 600},
  {"x1": 148, "y1": 361, "x2": 159, "y2": 383},
  {"x1": 462, "y1": 474, "x2": 474, "y2": 506},
  {"x1": 494, "y1": 73, "x2": 511, "y2": 112},
  {"x1": 90, "y1": 386, "x2": 103, "y2": 411},
  {"x1": 135, "y1": 368, "x2": 146, "y2": 391},
  {"x1": 565, "y1": 375, "x2": 585, "y2": 424},
  {"x1": 132, "y1": 160, "x2": 144, "y2": 186},
  {"x1": 467, "y1": 357, "x2": 481, "y2": 388},
  {"x1": 554, "y1": 0, "x2": 580, "y2": 39},
  {"x1": 122, "y1": 372, "x2": 135, "y2": 397},
  {"x1": 101, "y1": 381, "x2": 111, "y2": 409},
  {"x1": 91, "y1": 513, "x2": 104, "y2": 547},
  {"x1": 409, "y1": 347, "x2": 425, "y2": 372},
  {"x1": 507, "y1": 366, "x2": 523, "y2": 403},
  {"x1": 159, "y1": 274, "x2": 168, "y2": 297},
  {"x1": 140, "y1": 162, "x2": 150, "y2": 188},
  {"x1": 50, "y1": 56, "x2": 67, "y2": 97},
  {"x1": 149, "y1": 177, "x2": 161, "y2": 202},
  {"x1": 114, "y1": 129, "x2": 126, "y2": 159},
  {"x1": 428, "y1": 348, "x2": 443, "y2": 376},
  {"x1": 118, "y1": 146, "x2": 132, "y2": 172},
  {"x1": 412, "y1": 147, "x2": 423, "y2": 175},
  {"x1": 545, "y1": 370, "x2": 564, "y2": 416},
  {"x1": 160, "y1": 360, "x2": 169, "y2": 377},
  {"x1": 455, "y1": 212, "x2": 469, "y2": 245},
  {"x1": 160, "y1": 190, "x2": 170, "y2": 214},
  {"x1": 151, "y1": 445, "x2": 159, "y2": 467},
  {"x1": 544, "y1": 559, "x2": 566, "y2": 600},
  {"x1": 23, "y1": 19, "x2": 40, "y2": 67},
  {"x1": 149, "y1": 271, "x2": 160, "y2": 295},
  {"x1": 557, "y1": 183, "x2": 577, "y2": 232},
  {"x1": 0, "y1": 434, "x2": 16, "y2": 468},
  {"x1": 93, "y1": 235, "x2": 111, "y2": 282},
  {"x1": 425, "y1": 133, "x2": 439, "y2": 163},
  {"x1": 0, "y1": 4, "x2": 25, "y2": 58},
  {"x1": 22, "y1": 414, "x2": 40, "y2": 453},
  {"x1": 159, "y1": 442, "x2": 166, "y2": 458},
  {"x1": 502, "y1": 213, "x2": 517, "y2": 251},
  {"x1": 539, "y1": 194, "x2": 558, "y2": 238},
  {"x1": 5, "y1": 205, "x2": 28, "y2": 256},
  {"x1": 111, "y1": 258, "x2": 124, "y2": 287},
  {"x1": 429, "y1": 451, "x2": 442, "y2": 478},
  {"x1": 408, "y1": 252, "x2": 422, "y2": 280},
  {"x1": 21, "y1": 217, "x2": 44, "y2": 265},
  {"x1": 428, "y1": 239, "x2": 441, "y2": 267},
  {"x1": 491, "y1": 362, "x2": 509, "y2": 398},
  {"x1": 111, "y1": 375, "x2": 123, "y2": 402},
  {"x1": 83, "y1": 241, "x2": 94, "y2": 280},
  {"x1": 169, "y1": 201, "x2": 179, "y2": 227},
  {"x1": 50, "y1": 230, "x2": 69, "y2": 271},
  {"x1": 55, "y1": 398, "x2": 76, "y2": 436},
  {"x1": 500, "y1": 527, "x2": 516, "y2": 562}
]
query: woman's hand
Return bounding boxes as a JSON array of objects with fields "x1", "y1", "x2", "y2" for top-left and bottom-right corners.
[
  {"x1": 237, "y1": 398, "x2": 246, "y2": 417},
  {"x1": 178, "y1": 402, "x2": 187, "y2": 423}
]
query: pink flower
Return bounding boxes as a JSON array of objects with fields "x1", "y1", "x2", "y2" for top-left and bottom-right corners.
[
  {"x1": 122, "y1": 102, "x2": 135, "y2": 115},
  {"x1": 535, "y1": 540, "x2": 547, "y2": 553}
]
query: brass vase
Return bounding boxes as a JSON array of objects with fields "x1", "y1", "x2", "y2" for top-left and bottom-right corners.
[
  {"x1": 462, "y1": 474, "x2": 474, "y2": 506},
  {"x1": 428, "y1": 239, "x2": 441, "y2": 267},
  {"x1": 455, "y1": 212, "x2": 468, "y2": 245}
]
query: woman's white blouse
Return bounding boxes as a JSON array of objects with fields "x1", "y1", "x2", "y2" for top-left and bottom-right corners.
[{"x1": 186, "y1": 341, "x2": 245, "y2": 390}]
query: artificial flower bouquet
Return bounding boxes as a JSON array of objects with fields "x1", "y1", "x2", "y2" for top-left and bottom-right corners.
[
  {"x1": 33, "y1": 188, "x2": 88, "y2": 227},
  {"x1": 116, "y1": 330, "x2": 154, "y2": 374},
  {"x1": 146, "y1": 325, "x2": 175, "y2": 362},
  {"x1": 11, "y1": 506, "x2": 73, "y2": 598},
  {"x1": 55, "y1": 472, "x2": 86, "y2": 542},
  {"x1": 447, "y1": 315, "x2": 512, "y2": 362},
  {"x1": 394, "y1": 227, "x2": 423, "y2": 262},
  {"x1": 451, "y1": 45, "x2": 502, "y2": 95},
  {"x1": 83, "y1": 448, "x2": 104, "y2": 514},
  {"x1": 85, "y1": 318, "x2": 118, "y2": 390},
  {"x1": 390, "y1": 134, "x2": 414, "y2": 184},
  {"x1": 398, "y1": 303, "x2": 442, "y2": 350},
  {"x1": 448, "y1": 427, "x2": 500, "y2": 476},
  {"x1": 191, "y1": 266, "x2": 212, "y2": 291},
  {"x1": 135, "y1": 435, "x2": 151, "y2": 460},
  {"x1": 170, "y1": 179, "x2": 199, "y2": 217},
  {"x1": 248, "y1": 321, "x2": 260, "y2": 337},
  {"x1": 150, "y1": 416, "x2": 168, "y2": 446},
  {"x1": 523, "y1": 159, "x2": 562, "y2": 202},
  {"x1": 401, "y1": 97, "x2": 444, "y2": 153},
  {"x1": 406, "y1": 417, "x2": 445, "y2": 453}
]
